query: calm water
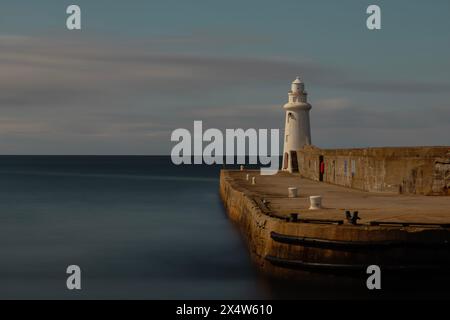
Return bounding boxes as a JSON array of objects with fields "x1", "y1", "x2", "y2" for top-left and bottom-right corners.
[
  {"x1": 0, "y1": 156, "x2": 268, "y2": 299},
  {"x1": 1, "y1": 156, "x2": 448, "y2": 299}
]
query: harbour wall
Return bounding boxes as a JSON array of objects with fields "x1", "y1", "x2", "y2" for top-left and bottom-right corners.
[
  {"x1": 296, "y1": 146, "x2": 450, "y2": 195},
  {"x1": 219, "y1": 170, "x2": 450, "y2": 279}
]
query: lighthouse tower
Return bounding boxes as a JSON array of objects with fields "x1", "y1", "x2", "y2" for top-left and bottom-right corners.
[{"x1": 282, "y1": 76, "x2": 312, "y2": 172}]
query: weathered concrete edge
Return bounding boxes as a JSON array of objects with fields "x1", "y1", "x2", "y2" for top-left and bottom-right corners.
[
  {"x1": 219, "y1": 169, "x2": 273, "y2": 272},
  {"x1": 219, "y1": 170, "x2": 450, "y2": 278}
]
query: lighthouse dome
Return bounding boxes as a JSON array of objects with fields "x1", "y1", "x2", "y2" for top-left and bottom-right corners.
[{"x1": 293, "y1": 76, "x2": 302, "y2": 84}]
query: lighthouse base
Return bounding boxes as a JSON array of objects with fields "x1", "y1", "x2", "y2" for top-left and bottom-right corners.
[{"x1": 282, "y1": 151, "x2": 299, "y2": 172}]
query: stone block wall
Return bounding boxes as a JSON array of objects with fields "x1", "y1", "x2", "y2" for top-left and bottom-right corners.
[{"x1": 297, "y1": 145, "x2": 450, "y2": 195}]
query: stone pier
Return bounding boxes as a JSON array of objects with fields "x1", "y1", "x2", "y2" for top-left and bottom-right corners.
[{"x1": 220, "y1": 170, "x2": 450, "y2": 279}]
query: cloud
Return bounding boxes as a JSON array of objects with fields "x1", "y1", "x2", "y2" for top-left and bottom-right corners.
[
  {"x1": 0, "y1": 117, "x2": 51, "y2": 134},
  {"x1": 314, "y1": 98, "x2": 351, "y2": 111},
  {"x1": 0, "y1": 34, "x2": 449, "y2": 154},
  {"x1": 336, "y1": 79, "x2": 450, "y2": 94},
  {"x1": 189, "y1": 104, "x2": 279, "y2": 118},
  {"x1": 2, "y1": 34, "x2": 449, "y2": 110},
  {"x1": 313, "y1": 100, "x2": 450, "y2": 130}
]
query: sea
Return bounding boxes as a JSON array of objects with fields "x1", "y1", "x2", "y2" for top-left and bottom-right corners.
[
  {"x1": 0, "y1": 156, "x2": 268, "y2": 299},
  {"x1": 0, "y1": 156, "x2": 447, "y2": 299}
]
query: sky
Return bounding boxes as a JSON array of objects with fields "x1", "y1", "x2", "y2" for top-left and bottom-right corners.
[{"x1": 0, "y1": 0, "x2": 449, "y2": 154}]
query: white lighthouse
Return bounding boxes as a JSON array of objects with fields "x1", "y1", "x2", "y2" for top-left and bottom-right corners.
[{"x1": 282, "y1": 76, "x2": 312, "y2": 172}]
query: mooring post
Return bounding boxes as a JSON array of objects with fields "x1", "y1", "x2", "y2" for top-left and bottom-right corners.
[
  {"x1": 309, "y1": 195, "x2": 322, "y2": 210},
  {"x1": 288, "y1": 187, "x2": 298, "y2": 198}
]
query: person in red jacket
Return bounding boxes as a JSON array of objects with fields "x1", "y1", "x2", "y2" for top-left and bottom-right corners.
[{"x1": 319, "y1": 160, "x2": 325, "y2": 181}]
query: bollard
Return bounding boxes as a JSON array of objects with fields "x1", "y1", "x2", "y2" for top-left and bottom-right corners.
[
  {"x1": 309, "y1": 195, "x2": 322, "y2": 210},
  {"x1": 246, "y1": 174, "x2": 250, "y2": 181},
  {"x1": 240, "y1": 165, "x2": 244, "y2": 171},
  {"x1": 345, "y1": 211, "x2": 360, "y2": 225},
  {"x1": 251, "y1": 177, "x2": 256, "y2": 185},
  {"x1": 288, "y1": 187, "x2": 298, "y2": 198}
]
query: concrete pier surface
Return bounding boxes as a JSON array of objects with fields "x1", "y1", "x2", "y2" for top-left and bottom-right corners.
[
  {"x1": 228, "y1": 170, "x2": 450, "y2": 224},
  {"x1": 220, "y1": 169, "x2": 450, "y2": 279}
]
